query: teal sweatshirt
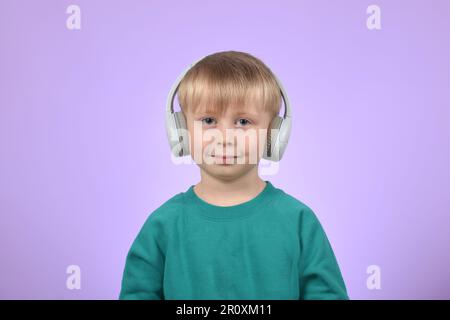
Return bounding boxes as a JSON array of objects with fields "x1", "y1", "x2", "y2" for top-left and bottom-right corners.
[{"x1": 119, "y1": 181, "x2": 348, "y2": 300}]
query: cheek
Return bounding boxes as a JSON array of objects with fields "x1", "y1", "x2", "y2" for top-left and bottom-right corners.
[
  {"x1": 190, "y1": 133, "x2": 206, "y2": 154},
  {"x1": 188, "y1": 129, "x2": 216, "y2": 160},
  {"x1": 245, "y1": 129, "x2": 265, "y2": 155},
  {"x1": 244, "y1": 135, "x2": 252, "y2": 153},
  {"x1": 230, "y1": 130, "x2": 264, "y2": 155}
]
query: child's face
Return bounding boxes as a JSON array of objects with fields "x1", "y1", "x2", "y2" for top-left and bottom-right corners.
[{"x1": 184, "y1": 104, "x2": 273, "y2": 181}]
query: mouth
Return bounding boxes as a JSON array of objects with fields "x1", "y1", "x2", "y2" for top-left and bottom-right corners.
[
  {"x1": 210, "y1": 155, "x2": 241, "y2": 165},
  {"x1": 211, "y1": 155, "x2": 239, "y2": 159}
]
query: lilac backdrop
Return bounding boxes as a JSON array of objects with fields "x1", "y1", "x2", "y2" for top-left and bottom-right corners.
[{"x1": 1, "y1": 0, "x2": 449, "y2": 299}]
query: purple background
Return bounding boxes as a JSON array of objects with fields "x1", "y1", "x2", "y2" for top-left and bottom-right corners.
[{"x1": 1, "y1": 0, "x2": 449, "y2": 299}]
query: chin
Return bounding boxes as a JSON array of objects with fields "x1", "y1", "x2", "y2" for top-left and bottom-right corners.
[{"x1": 200, "y1": 163, "x2": 255, "y2": 180}]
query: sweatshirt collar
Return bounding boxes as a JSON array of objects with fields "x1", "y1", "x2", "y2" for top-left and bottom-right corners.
[{"x1": 184, "y1": 180, "x2": 277, "y2": 221}]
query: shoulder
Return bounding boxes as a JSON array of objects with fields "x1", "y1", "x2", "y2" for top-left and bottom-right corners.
[
  {"x1": 272, "y1": 186, "x2": 320, "y2": 224},
  {"x1": 141, "y1": 191, "x2": 185, "y2": 230},
  {"x1": 273, "y1": 188, "x2": 332, "y2": 250},
  {"x1": 272, "y1": 186, "x2": 315, "y2": 215}
]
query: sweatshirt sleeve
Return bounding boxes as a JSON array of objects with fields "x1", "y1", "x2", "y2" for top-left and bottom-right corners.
[
  {"x1": 298, "y1": 207, "x2": 349, "y2": 300},
  {"x1": 119, "y1": 214, "x2": 165, "y2": 300}
]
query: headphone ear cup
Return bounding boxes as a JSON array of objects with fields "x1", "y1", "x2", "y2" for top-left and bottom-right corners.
[
  {"x1": 276, "y1": 116, "x2": 291, "y2": 161},
  {"x1": 173, "y1": 111, "x2": 190, "y2": 156},
  {"x1": 263, "y1": 116, "x2": 283, "y2": 161},
  {"x1": 165, "y1": 111, "x2": 190, "y2": 157},
  {"x1": 165, "y1": 112, "x2": 180, "y2": 157}
]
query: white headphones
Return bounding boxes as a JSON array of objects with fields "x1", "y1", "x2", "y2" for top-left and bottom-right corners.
[{"x1": 165, "y1": 55, "x2": 292, "y2": 162}]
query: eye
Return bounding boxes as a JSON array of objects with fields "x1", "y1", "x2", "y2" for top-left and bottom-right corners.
[
  {"x1": 201, "y1": 117, "x2": 216, "y2": 125},
  {"x1": 236, "y1": 118, "x2": 251, "y2": 126}
]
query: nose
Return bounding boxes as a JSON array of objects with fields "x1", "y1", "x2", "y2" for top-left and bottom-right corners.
[{"x1": 215, "y1": 121, "x2": 235, "y2": 151}]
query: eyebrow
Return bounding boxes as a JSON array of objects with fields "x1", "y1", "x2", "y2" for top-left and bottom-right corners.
[
  {"x1": 233, "y1": 111, "x2": 259, "y2": 118},
  {"x1": 196, "y1": 111, "x2": 258, "y2": 118}
]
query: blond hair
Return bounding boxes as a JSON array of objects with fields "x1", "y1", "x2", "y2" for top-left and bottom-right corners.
[{"x1": 177, "y1": 51, "x2": 282, "y2": 119}]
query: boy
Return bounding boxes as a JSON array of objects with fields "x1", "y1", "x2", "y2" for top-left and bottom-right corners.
[{"x1": 119, "y1": 51, "x2": 349, "y2": 299}]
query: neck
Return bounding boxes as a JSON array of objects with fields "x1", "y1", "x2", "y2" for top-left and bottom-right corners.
[{"x1": 194, "y1": 167, "x2": 267, "y2": 206}]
